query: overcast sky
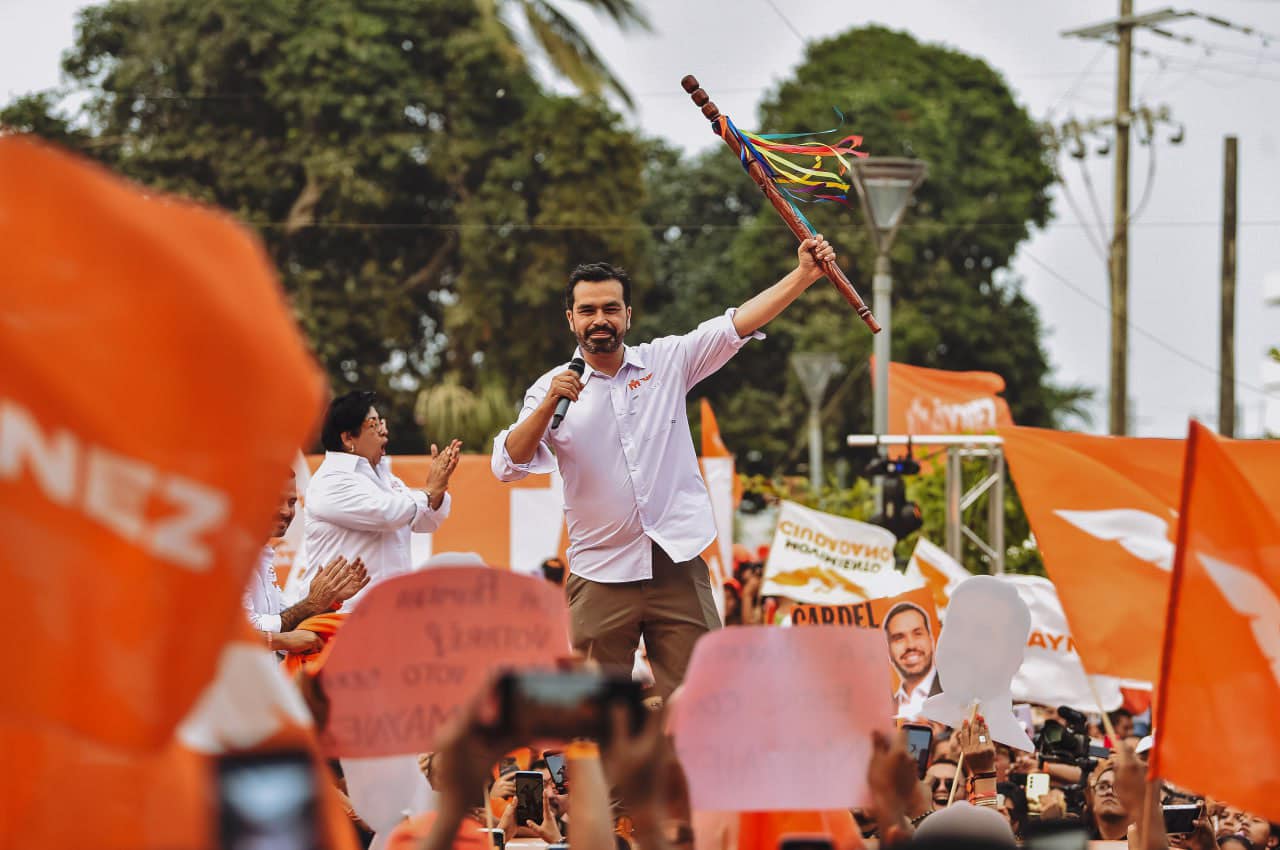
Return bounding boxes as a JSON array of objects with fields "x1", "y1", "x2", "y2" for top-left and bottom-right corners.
[{"x1": 4, "y1": 0, "x2": 1278, "y2": 437}]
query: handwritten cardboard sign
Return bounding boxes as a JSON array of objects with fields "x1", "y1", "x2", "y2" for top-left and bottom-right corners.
[
  {"x1": 319, "y1": 567, "x2": 572, "y2": 758},
  {"x1": 671, "y1": 627, "x2": 892, "y2": 812}
]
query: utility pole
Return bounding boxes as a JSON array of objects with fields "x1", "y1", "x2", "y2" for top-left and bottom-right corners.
[
  {"x1": 1110, "y1": 0, "x2": 1133, "y2": 436},
  {"x1": 1219, "y1": 135, "x2": 1238, "y2": 437}
]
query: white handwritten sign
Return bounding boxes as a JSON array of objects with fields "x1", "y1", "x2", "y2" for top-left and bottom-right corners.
[{"x1": 670, "y1": 627, "x2": 893, "y2": 811}]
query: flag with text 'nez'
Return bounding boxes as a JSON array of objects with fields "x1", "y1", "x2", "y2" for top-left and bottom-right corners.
[
  {"x1": 0, "y1": 136, "x2": 326, "y2": 750},
  {"x1": 872, "y1": 359, "x2": 1014, "y2": 436},
  {"x1": 1000, "y1": 426, "x2": 1280, "y2": 684},
  {"x1": 1151, "y1": 423, "x2": 1280, "y2": 820}
]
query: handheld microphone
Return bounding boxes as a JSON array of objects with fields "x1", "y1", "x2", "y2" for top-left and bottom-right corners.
[{"x1": 551, "y1": 357, "x2": 586, "y2": 430}]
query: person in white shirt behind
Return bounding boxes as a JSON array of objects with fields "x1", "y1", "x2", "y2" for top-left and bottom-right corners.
[
  {"x1": 491, "y1": 236, "x2": 840, "y2": 698},
  {"x1": 243, "y1": 468, "x2": 369, "y2": 652},
  {"x1": 295, "y1": 391, "x2": 461, "y2": 612},
  {"x1": 884, "y1": 601, "x2": 941, "y2": 719}
]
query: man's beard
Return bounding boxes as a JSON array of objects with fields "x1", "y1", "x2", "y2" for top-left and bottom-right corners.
[{"x1": 579, "y1": 325, "x2": 622, "y2": 354}]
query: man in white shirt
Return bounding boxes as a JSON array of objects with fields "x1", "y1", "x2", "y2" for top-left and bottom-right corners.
[
  {"x1": 492, "y1": 236, "x2": 840, "y2": 697},
  {"x1": 243, "y1": 470, "x2": 370, "y2": 651},
  {"x1": 295, "y1": 391, "x2": 461, "y2": 612},
  {"x1": 884, "y1": 601, "x2": 941, "y2": 719}
]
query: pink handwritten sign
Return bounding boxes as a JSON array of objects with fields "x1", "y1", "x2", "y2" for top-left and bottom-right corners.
[
  {"x1": 319, "y1": 567, "x2": 572, "y2": 758},
  {"x1": 670, "y1": 626, "x2": 893, "y2": 812}
]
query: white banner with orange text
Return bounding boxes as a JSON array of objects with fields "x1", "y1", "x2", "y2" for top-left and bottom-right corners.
[{"x1": 760, "y1": 500, "x2": 922, "y2": 604}]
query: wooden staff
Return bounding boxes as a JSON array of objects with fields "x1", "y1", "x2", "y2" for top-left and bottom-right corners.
[{"x1": 680, "y1": 74, "x2": 881, "y2": 334}]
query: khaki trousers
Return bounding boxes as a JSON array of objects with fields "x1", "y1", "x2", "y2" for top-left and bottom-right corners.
[{"x1": 565, "y1": 542, "x2": 721, "y2": 699}]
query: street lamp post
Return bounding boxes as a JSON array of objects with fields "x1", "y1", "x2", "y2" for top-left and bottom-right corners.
[
  {"x1": 849, "y1": 157, "x2": 927, "y2": 508},
  {"x1": 791, "y1": 352, "x2": 843, "y2": 491}
]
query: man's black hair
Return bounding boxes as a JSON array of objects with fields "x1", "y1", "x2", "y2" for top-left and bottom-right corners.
[
  {"x1": 883, "y1": 601, "x2": 933, "y2": 638},
  {"x1": 321, "y1": 390, "x2": 377, "y2": 452},
  {"x1": 565, "y1": 262, "x2": 632, "y2": 310}
]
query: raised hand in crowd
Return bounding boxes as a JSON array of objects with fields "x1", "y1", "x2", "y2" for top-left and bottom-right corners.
[
  {"x1": 424, "y1": 439, "x2": 462, "y2": 509},
  {"x1": 603, "y1": 703, "x2": 677, "y2": 850},
  {"x1": 1038, "y1": 788, "x2": 1068, "y2": 821},
  {"x1": 1113, "y1": 740, "x2": 1169, "y2": 850},
  {"x1": 280, "y1": 555, "x2": 369, "y2": 632},
  {"x1": 489, "y1": 774, "x2": 516, "y2": 804},
  {"x1": 956, "y1": 714, "x2": 998, "y2": 775},
  {"x1": 525, "y1": 789, "x2": 564, "y2": 845},
  {"x1": 867, "y1": 728, "x2": 931, "y2": 846}
]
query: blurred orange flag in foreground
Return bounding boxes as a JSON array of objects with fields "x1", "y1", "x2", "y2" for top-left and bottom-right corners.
[
  {"x1": 1151, "y1": 422, "x2": 1280, "y2": 820},
  {"x1": 0, "y1": 624, "x2": 359, "y2": 850},
  {"x1": 0, "y1": 136, "x2": 325, "y2": 749}
]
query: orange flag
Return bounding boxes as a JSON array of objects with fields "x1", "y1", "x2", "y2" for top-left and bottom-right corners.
[
  {"x1": 1150, "y1": 423, "x2": 1280, "y2": 819},
  {"x1": 700, "y1": 397, "x2": 730, "y2": 457},
  {"x1": 1000, "y1": 426, "x2": 1280, "y2": 683},
  {"x1": 874, "y1": 360, "x2": 1014, "y2": 435},
  {"x1": 0, "y1": 137, "x2": 326, "y2": 750},
  {"x1": 0, "y1": 624, "x2": 359, "y2": 850}
]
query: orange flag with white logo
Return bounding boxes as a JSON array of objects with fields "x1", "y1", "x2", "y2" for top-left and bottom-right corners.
[
  {"x1": 1001, "y1": 425, "x2": 1280, "y2": 684},
  {"x1": 1150, "y1": 423, "x2": 1280, "y2": 820},
  {"x1": 0, "y1": 136, "x2": 326, "y2": 750},
  {"x1": 874, "y1": 360, "x2": 1014, "y2": 435},
  {"x1": 1000, "y1": 427, "x2": 1181, "y2": 681}
]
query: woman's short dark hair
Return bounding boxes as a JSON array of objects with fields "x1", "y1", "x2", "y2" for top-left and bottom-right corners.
[
  {"x1": 321, "y1": 390, "x2": 377, "y2": 452},
  {"x1": 565, "y1": 262, "x2": 631, "y2": 310}
]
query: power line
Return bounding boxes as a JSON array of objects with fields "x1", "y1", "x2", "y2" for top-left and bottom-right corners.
[
  {"x1": 759, "y1": 0, "x2": 807, "y2": 45},
  {"x1": 1020, "y1": 250, "x2": 1273, "y2": 399}
]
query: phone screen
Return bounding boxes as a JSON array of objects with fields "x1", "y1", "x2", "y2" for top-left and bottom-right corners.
[
  {"x1": 217, "y1": 750, "x2": 318, "y2": 850},
  {"x1": 902, "y1": 724, "x2": 933, "y2": 778},
  {"x1": 778, "y1": 837, "x2": 835, "y2": 850},
  {"x1": 1163, "y1": 804, "x2": 1203, "y2": 836},
  {"x1": 544, "y1": 752, "x2": 568, "y2": 794},
  {"x1": 515, "y1": 771, "x2": 544, "y2": 825}
]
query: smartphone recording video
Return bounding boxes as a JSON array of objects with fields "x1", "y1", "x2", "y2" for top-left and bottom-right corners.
[
  {"x1": 902, "y1": 723, "x2": 933, "y2": 779},
  {"x1": 515, "y1": 771, "x2": 544, "y2": 825},
  {"x1": 778, "y1": 835, "x2": 835, "y2": 850},
  {"x1": 217, "y1": 750, "x2": 319, "y2": 850},
  {"x1": 543, "y1": 751, "x2": 568, "y2": 794},
  {"x1": 1163, "y1": 804, "x2": 1203, "y2": 836},
  {"x1": 492, "y1": 669, "x2": 645, "y2": 743},
  {"x1": 1024, "y1": 820, "x2": 1088, "y2": 850}
]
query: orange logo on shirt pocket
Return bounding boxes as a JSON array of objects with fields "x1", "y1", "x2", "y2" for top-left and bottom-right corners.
[{"x1": 627, "y1": 373, "x2": 654, "y2": 391}]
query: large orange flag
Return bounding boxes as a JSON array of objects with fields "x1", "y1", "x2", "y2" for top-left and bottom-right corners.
[
  {"x1": 0, "y1": 137, "x2": 326, "y2": 749},
  {"x1": 1150, "y1": 423, "x2": 1280, "y2": 819},
  {"x1": 875, "y1": 360, "x2": 1014, "y2": 435},
  {"x1": 1001, "y1": 426, "x2": 1280, "y2": 683}
]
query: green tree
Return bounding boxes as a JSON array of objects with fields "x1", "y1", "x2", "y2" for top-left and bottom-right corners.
[
  {"x1": 2, "y1": 0, "x2": 649, "y2": 453},
  {"x1": 642, "y1": 25, "x2": 1091, "y2": 474},
  {"x1": 475, "y1": 0, "x2": 651, "y2": 107}
]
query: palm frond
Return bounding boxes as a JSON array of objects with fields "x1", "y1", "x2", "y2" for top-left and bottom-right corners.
[{"x1": 522, "y1": 0, "x2": 636, "y2": 108}]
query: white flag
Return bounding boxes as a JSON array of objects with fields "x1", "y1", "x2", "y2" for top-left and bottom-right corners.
[
  {"x1": 904, "y1": 537, "x2": 971, "y2": 615},
  {"x1": 761, "y1": 500, "x2": 921, "y2": 604},
  {"x1": 1001, "y1": 575, "x2": 1124, "y2": 712}
]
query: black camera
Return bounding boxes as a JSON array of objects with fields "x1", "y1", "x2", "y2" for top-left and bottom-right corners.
[{"x1": 1035, "y1": 707, "x2": 1098, "y2": 816}]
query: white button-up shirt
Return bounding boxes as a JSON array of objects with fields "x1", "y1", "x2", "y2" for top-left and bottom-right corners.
[
  {"x1": 895, "y1": 667, "x2": 938, "y2": 720},
  {"x1": 492, "y1": 309, "x2": 762, "y2": 583},
  {"x1": 296, "y1": 451, "x2": 451, "y2": 612},
  {"x1": 243, "y1": 545, "x2": 284, "y2": 633}
]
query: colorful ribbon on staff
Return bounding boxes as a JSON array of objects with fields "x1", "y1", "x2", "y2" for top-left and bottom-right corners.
[{"x1": 723, "y1": 112, "x2": 868, "y2": 231}]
